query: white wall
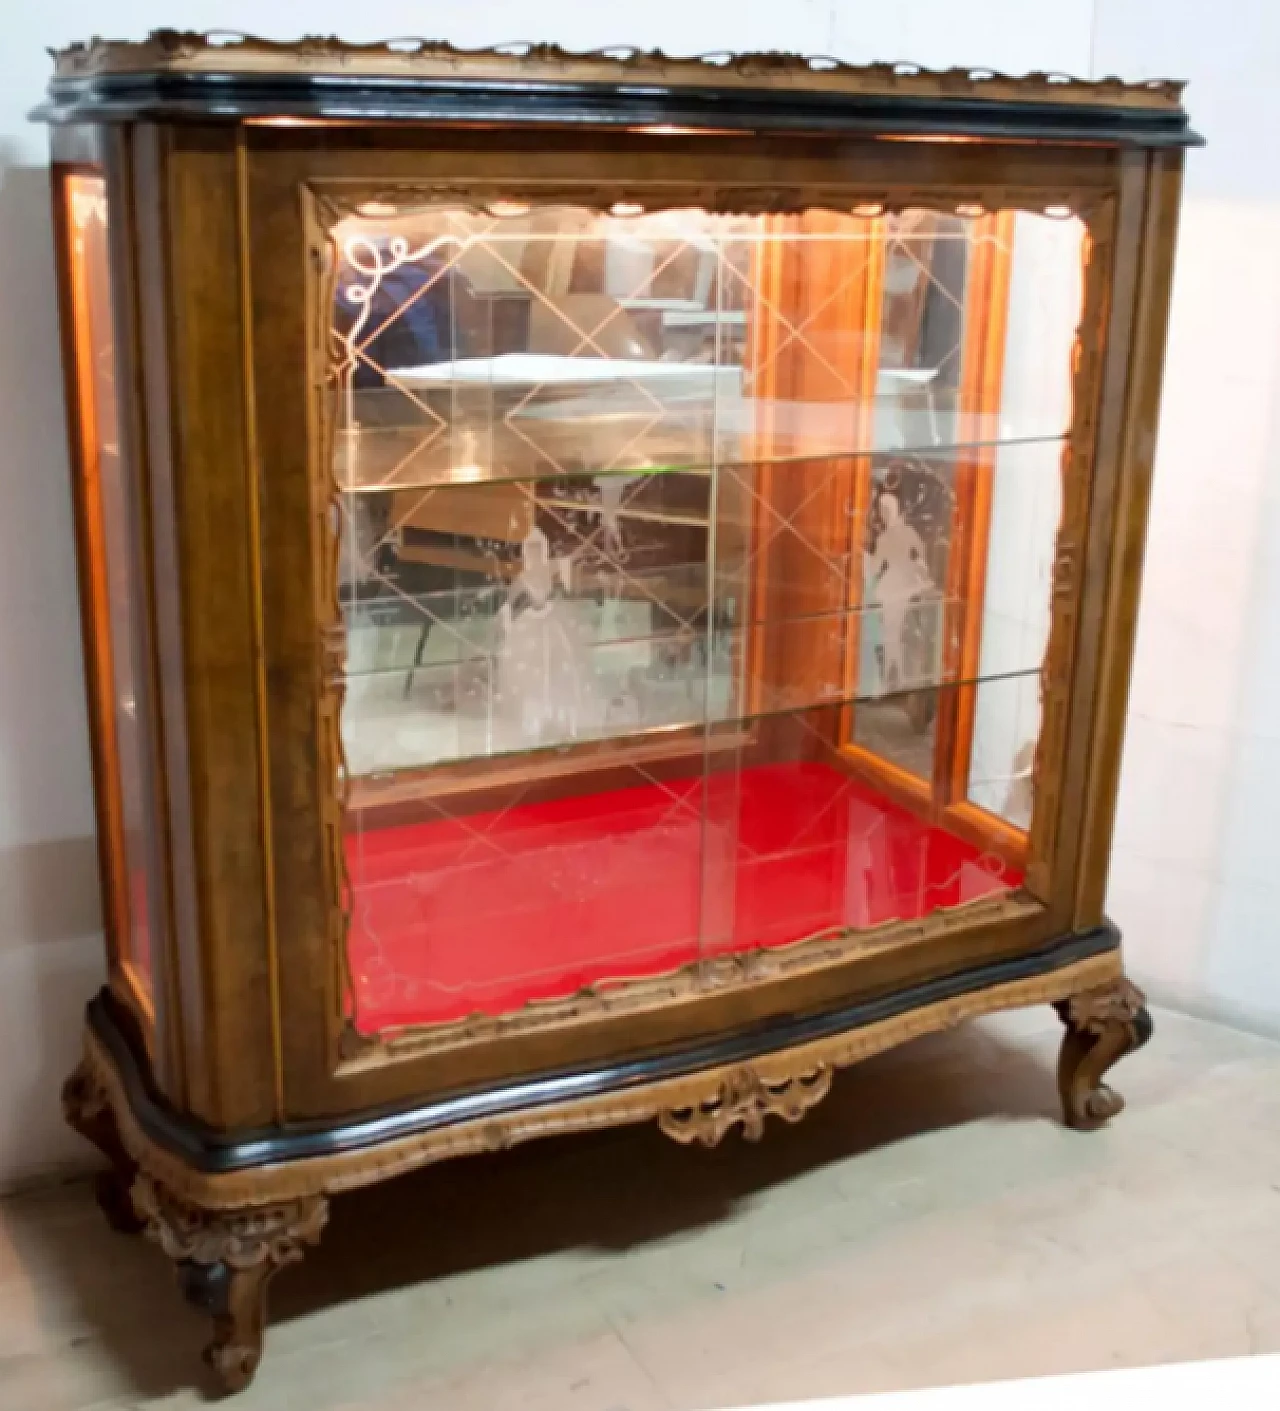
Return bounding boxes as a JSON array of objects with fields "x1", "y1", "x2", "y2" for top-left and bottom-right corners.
[
  {"x1": 0, "y1": 0, "x2": 1273, "y2": 1186},
  {"x1": 1093, "y1": 1, "x2": 1280, "y2": 1036}
]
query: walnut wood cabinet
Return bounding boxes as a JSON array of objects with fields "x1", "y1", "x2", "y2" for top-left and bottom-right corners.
[{"x1": 36, "y1": 32, "x2": 1197, "y2": 1393}]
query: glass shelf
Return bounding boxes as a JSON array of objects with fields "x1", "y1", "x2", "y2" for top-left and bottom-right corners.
[
  {"x1": 334, "y1": 374, "x2": 1067, "y2": 494},
  {"x1": 341, "y1": 567, "x2": 1041, "y2": 671},
  {"x1": 337, "y1": 428, "x2": 1067, "y2": 782},
  {"x1": 343, "y1": 667, "x2": 1042, "y2": 786},
  {"x1": 339, "y1": 569, "x2": 1045, "y2": 778}
]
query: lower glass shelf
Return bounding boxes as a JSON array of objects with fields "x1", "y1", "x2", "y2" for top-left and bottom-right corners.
[{"x1": 345, "y1": 759, "x2": 1021, "y2": 1036}]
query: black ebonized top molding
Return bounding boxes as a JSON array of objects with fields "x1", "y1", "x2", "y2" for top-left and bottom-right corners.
[
  {"x1": 31, "y1": 32, "x2": 1202, "y2": 147},
  {"x1": 90, "y1": 921, "x2": 1121, "y2": 1176}
]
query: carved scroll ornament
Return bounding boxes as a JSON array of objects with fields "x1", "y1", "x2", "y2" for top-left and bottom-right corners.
[{"x1": 658, "y1": 1065, "x2": 834, "y2": 1147}]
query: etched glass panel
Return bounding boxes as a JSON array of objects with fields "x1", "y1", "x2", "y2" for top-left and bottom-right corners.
[{"x1": 325, "y1": 200, "x2": 1085, "y2": 1036}]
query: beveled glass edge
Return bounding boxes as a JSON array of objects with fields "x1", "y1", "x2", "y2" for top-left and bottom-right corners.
[{"x1": 336, "y1": 430, "x2": 1069, "y2": 495}]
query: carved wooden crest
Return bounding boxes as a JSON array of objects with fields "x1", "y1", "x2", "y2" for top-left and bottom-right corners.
[
  {"x1": 658, "y1": 1065, "x2": 834, "y2": 1147},
  {"x1": 49, "y1": 30, "x2": 1187, "y2": 116}
]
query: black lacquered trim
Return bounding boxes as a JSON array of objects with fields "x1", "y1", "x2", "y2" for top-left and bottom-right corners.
[
  {"x1": 90, "y1": 921, "x2": 1120, "y2": 1175},
  {"x1": 32, "y1": 73, "x2": 1202, "y2": 147}
]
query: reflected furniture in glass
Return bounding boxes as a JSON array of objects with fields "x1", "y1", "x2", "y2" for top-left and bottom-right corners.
[{"x1": 38, "y1": 34, "x2": 1197, "y2": 1393}]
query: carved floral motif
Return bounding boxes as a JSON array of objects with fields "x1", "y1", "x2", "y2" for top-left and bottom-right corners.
[
  {"x1": 132, "y1": 1173, "x2": 329, "y2": 1269},
  {"x1": 659, "y1": 1065, "x2": 834, "y2": 1147},
  {"x1": 50, "y1": 32, "x2": 1186, "y2": 115},
  {"x1": 1059, "y1": 976, "x2": 1147, "y2": 1033}
]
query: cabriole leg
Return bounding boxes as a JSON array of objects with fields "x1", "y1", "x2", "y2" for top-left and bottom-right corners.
[
  {"x1": 132, "y1": 1173, "x2": 329, "y2": 1394},
  {"x1": 1054, "y1": 977, "x2": 1153, "y2": 1130},
  {"x1": 61, "y1": 1059, "x2": 145, "y2": 1234}
]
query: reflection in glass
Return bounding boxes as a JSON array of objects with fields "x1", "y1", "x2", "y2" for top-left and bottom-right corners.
[
  {"x1": 966, "y1": 212, "x2": 1082, "y2": 824},
  {"x1": 327, "y1": 202, "x2": 1086, "y2": 1035}
]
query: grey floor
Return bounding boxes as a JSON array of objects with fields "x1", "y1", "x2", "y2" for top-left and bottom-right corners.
[{"x1": 4, "y1": 1004, "x2": 1280, "y2": 1411}]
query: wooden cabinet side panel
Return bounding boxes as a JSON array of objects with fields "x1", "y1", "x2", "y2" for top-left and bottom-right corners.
[
  {"x1": 137, "y1": 125, "x2": 280, "y2": 1128},
  {"x1": 132, "y1": 124, "x2": 207, "y2": 1117}
]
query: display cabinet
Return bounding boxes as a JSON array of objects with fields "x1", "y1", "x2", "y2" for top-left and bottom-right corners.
[{"x1": 37, "y1": 32, "x2": 1197, "y2": 1392}]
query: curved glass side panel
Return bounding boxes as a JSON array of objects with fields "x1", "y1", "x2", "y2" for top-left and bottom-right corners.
[{"x1": 61, "y1": 172, "x2": 164, "y2": 1013}]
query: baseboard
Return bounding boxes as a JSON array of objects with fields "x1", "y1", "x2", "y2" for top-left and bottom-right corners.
[
  {"x1": 0, "y1": 1154, "x2": 99, "y2": 1199},
  {"x1": 1129, "y1": 975, "x2": 1280, "y2": 1045}
]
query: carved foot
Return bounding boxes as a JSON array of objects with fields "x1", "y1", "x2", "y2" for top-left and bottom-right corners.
[
  {"x1": 62, "y1": 1060, "x2": 145, "y2": 1234},
  {"x1": 179, "y1": 1258, "x2": 275, "y2": 1394},
  {"x1": 133, "y1": 1174, "x2": 329, "y2": 1394},
  {"x1": 1054, "y1": 978, "x2": 1153, "y2": 1130}
]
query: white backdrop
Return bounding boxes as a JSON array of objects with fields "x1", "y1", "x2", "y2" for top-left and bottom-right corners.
[{"x1": 0, "y1": 0, "x2": 1273, "y2": 1186}]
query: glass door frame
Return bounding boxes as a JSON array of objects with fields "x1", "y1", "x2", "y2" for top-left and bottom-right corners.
[{"x1": 240, "y1": 123, "x2": 1145, "y2": 1119}]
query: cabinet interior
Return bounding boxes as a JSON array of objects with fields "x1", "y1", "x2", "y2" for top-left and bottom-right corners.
[{"x1": 324, "y1": 199, "x2": 1084, "y2": 1036}]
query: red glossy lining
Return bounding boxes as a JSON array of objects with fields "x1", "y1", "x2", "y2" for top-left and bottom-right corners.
[{"x1": 345, "y1": 760, "x2": 1020, "y2": 1035}]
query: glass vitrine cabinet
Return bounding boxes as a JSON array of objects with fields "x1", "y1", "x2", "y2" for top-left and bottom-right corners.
[{"x1": 40, "y1": 33, "x2": 1196, "y2": 1392}]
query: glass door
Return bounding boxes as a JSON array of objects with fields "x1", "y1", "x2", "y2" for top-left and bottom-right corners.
[{"x1": 318, "y1": 197, "x2": 1084, "y2": 1040}]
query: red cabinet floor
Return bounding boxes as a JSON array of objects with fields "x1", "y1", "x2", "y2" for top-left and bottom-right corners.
[{"x1": 345, "y1": 760, "x2": 1020, "y2": 1035}]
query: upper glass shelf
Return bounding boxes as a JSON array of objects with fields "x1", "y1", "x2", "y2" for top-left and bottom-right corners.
[{"x1": 332, "y1": 359, "x2": 1067, "y2": 496}]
